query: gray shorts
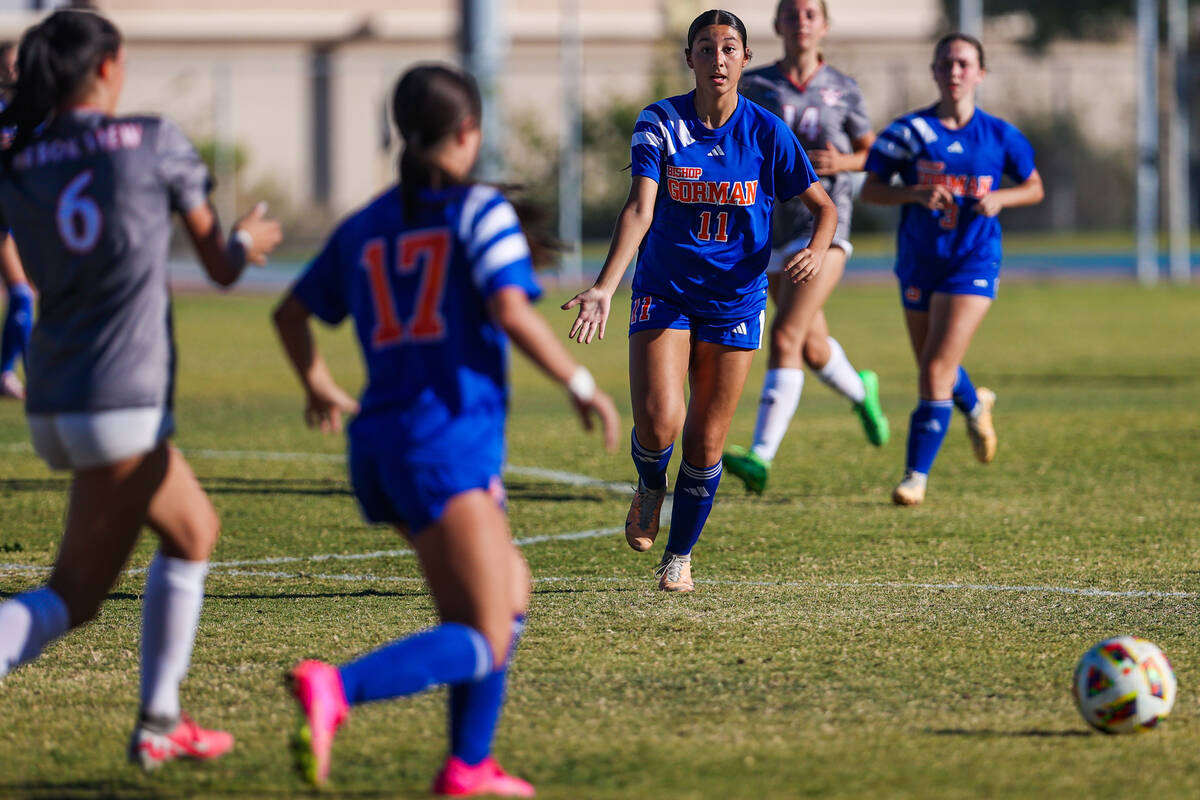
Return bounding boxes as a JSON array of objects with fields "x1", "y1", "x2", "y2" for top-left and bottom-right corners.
[
  {"x1": 28, "y1": 407, "x2": 173, "y2": 470},
  {"x1": 766, "y1": 236, "x2": 854, "y2": 275}
]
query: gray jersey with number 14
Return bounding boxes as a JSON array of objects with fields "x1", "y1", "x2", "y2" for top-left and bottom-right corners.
[
  {"x1": 741, "y1": 62, "x2": 871, "y2": 248},
  {"x1": 0, "y1": 110, "x2": 211, "y2": 414}
]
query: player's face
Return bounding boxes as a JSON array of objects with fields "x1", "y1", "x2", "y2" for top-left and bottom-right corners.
[
  {"x1": 931, "y1": 39, "x2": 984, "y2": 104},
  {"x1": 686, "y1": 25, "x2": 749, "y2": 96},
  {"x1": 774, "y1": 0, "x2": 828, "y2": 53}
]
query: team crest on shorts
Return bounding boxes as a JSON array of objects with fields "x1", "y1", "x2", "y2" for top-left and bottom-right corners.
[{"x1": 905, "y1": 286, "x2": 922, "y2": 303}]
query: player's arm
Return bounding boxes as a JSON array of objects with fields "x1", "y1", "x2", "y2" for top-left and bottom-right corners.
[
  {"x1": 489, "y1": 286, "x2": 620, "y2": 451},
  {"x1": 181, "y1": 201, "x2": 283, "y2": 287},
  {"x1": 975, "y1": 169, "x2": 1044, "y2": 218},
  {"x1": 561, "y1": 176, "x2": 658, "y2": 344},
  {"x1": 782, "y1": 181, "x2": 837, "y2": 285},
  {"x1": 272, "y1": 292, "x2": 359, "y2": 433},
  {"x1": 860, "y1": 171, "x2": 955, "y2": 211},
  {"x1": 0, "y1": 231, "x2": 30, "y2": 290}
]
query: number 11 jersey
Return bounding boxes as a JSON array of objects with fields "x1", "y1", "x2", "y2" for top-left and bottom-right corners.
[{"x1": 630, "y1": 91, "x2": 817, "y2": 323}]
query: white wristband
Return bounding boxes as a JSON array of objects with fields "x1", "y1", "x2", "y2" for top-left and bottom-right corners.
[
  {"x1": 234, "y1": 228, "x2": 254, "y2": 251},
  {"x1": 566, "y1": 366, "x2": 596, "y2": 403}
]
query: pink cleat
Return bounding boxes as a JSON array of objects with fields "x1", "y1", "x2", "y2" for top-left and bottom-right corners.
[
  {"x1": 432, "y1": 755, "x2": 536, "y2": 797},
  {"x1": 128, "y1": 712, "x2": 234, "y2": 772},
  {"x1": 288, "y1": 659, "x2": 349, "y2": 787}
]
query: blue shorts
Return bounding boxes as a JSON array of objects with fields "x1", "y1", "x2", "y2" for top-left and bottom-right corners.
[
  {"x1": 628, "y1": 294, "x2": 765, "y2": 350},
  {"x1": 896, "y1": 260, "x2": 999, "y2": 311},
  {"x1": 348, "y1": 437, "x2": 506, "y2": 533}
]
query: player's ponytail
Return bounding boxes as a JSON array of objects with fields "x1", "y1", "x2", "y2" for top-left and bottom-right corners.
[
  {"x1": 391, "y1": 64, "x2": 561, "y2": 269},
  {"x1": 0, "y1": 10, "x2": 122, "y2": 166}
]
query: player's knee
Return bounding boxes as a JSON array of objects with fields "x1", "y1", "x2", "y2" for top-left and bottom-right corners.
[
  {"x1": 769, "y1": 323, "x2": 803, "y2": 357},
  {"x1": 167, "y1": 505, "x2": 221, "y2": 561},
  {"x1": 636, "y1": 408, "x2": 681, "y2": 449},
  {"x1": 801, "y1": 335, "x2": 829, "y2": 368},
  {"x1": 920, "y1": 358, "x2": 958, "y2": 397}
]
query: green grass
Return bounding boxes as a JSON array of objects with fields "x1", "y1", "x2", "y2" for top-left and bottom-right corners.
[{"x1": 2, "y1": 282, "x2": 1200, "y2": 798}]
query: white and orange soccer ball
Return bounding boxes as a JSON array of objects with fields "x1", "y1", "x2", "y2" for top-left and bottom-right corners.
[{"x1": 1072, "y1": 636, "x2": 1176, "y2": 733}]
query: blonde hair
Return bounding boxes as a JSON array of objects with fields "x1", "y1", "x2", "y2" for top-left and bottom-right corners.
[{"x1": 775, "y1": 0, "x2": 829, "y2": 25}]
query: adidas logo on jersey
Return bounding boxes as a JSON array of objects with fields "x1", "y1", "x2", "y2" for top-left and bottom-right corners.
[
  {"x1": 947, "y1": 141, "x2": 964, "y2": 154},
  {"x1": 707, "y1": 145, "x2": 725, "y2": 157}
]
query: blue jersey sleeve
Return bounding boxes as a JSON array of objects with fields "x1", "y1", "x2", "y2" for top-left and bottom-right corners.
[
  {"x1": 866, "y1": 118, "x2": 918, "y2": 179},
  {"x1": 772, "y1": 119, "x2": 818, "y2": 201},
  {"x1": 292, "y1": 225, "x2": 350, "y2": 325},
  {"x1": 630, "y1": 105, "x2": 666, "y2": 182},
  {"x1": 1002, "y1": 122, "x2": 1036, "y2": 183},
  {"x1": 461, "y1": 186, "x2": 542, "y2": 302}
]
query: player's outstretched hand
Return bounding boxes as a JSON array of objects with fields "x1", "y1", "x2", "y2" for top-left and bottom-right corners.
[
  {"x1": 234, "y1": 202, "x2": 284, "y2": 266},
  {"x1": 570, "y1": 388, "x2": 621, "y2": 452},
  {"x1": 561, "y1": 287, "x2": 612, "y2": 344},
  {"x1": 304, "y1": 377, "x2": 359, "y2": 434},
  {"x1": 783, "y1": 248, "x2": 823, "y2": 285}
]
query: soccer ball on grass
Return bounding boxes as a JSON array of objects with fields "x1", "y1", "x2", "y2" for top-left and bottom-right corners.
[{"x1": 1072, "y1": 636, "x2": 1175, "y2": 734}]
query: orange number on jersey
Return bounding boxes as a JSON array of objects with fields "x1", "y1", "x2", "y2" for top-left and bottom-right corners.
[
  {"x1": 360, "y1": 229, "x2": 451, "y2": 349},
  {"x1": 361, "y1": 238, "x2": 404, "y2": 348},
  {"x1": 697, "y1": 211, "x2": 730, "y2": 243},
  {"x1": 939, "y1": 204, "x2": 959, "y2": 230},
  {"x1": 399, "y1": 230, "x2": 450, "y2": 341}
]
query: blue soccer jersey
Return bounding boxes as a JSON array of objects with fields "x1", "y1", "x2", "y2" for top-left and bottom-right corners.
[
  {"x1": 865, "y1": 105, "x2": 1035, "y2": 271},
  {"x1": 630, "y1": 91, "x2": 817, "y2": 323},
  {"x1": 292, "y1": 184, "x2": 541, "y2": 465}
]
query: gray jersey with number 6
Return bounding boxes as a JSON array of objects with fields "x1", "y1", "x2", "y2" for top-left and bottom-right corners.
[{"x1": 0, "y1": 109, "x2": 210, "y2": 414}]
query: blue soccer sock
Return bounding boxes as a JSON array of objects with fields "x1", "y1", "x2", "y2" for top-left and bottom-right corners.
[
  {"x1": 952, "y1": 366, "x2": 979, "y2": 417},
  {"x1": 0, "y1": 282, "x2": 33, "y2": 375},
  {"x1": 338, "y1": 622, "x2": 492, "y2": 706},
  {"x1": 664, "y1": 459, "x2": 722, "y2": 557},
  {"x1": 631, "y1": 428, "x2": 673, "y2": 491},
  {"x1": 448, "y1": 615, "x2": 524, "y2": 766},
  {"x1": 905, "y1": 400, "x2": 953, "y2": 475}
]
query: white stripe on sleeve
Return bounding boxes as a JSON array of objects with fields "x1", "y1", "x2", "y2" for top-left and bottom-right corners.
[{"x1": 472, "y1": 231, "x2": 531, "y2": 288}]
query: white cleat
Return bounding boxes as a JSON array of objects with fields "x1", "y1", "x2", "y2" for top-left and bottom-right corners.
[
  {"x1": 966, "y1": 388, "x2": 997, "y2": 464},
  {"x1": 654, "y1": 551, "x2": 694, "y2": 592},
  {"x1": 891, "y1": 470, "x2": 928, "y2": 506}
]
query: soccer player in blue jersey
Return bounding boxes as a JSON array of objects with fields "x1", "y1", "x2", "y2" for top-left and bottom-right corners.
[
  {"x1": 725, "y1": 0, "x2": 890, "y2": 495},
  {"x1": 0, "y1": 41, "x2": 33, "y2": 400},
  {"x1": 274, "y1": 64, "x2": 620, "y2": 797},
  {"x1": 861, "y1": 33, "x2": 1043, "y2": 506},
  {"x1": 564, "y1": 9, "x2": 836, "y2": 591},
  {"x1": 0, "y1": 10, "x2": 282, "y2": 770}
]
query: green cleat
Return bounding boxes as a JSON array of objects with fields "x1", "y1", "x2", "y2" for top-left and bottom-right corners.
[
  {"x1": 722, "y1": 445, "x2": 770, "y2": 494},
  {"x1": 854, "y1": 369, "x2": 890, "y2": 447}
]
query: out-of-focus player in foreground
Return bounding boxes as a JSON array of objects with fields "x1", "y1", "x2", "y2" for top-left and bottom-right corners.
[
  {"x1": 862, "y1": 33, "x2": 1043, "y2": 506},
  {"x1": 274, "y1": 63, "x2": 619, "y2": 797},
  {"x1": 0, "y1": 40, "x2": 34, "y2": 399},
  {"x1": 0, "y1": 9, "x2": 281, "y2": 769},
  {"x1": 564, "y1": 9, "x2": 835, "y2": 591}
]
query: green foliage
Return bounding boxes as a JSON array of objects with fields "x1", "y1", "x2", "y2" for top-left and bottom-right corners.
[
  {"x1": 2, "y1": 284, "x2": 1200, "y2": 797},
  {"x1": 193, "y1": 139, "x2": 248, "y2": 178}
]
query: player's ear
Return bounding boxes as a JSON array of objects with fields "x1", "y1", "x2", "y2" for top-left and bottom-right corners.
[
  {"x1": 743, "y1": 47, "x2": 752, "y2": 65},
  {"x1": 684, "y1": 48, "x2": 693, "y2": 70}
]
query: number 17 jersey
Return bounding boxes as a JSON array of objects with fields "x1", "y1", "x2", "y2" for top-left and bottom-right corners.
[{"x1": 630, "y1": 91, "x2": 817, "y2": 323}]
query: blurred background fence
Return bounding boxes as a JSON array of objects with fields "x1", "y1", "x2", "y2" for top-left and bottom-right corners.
[{"x1": 0, "y1": 0, "x2": 1195, "y2": 282}]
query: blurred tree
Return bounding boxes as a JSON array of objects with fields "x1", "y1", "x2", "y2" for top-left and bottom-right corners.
[{"x1": 941, "y1": 0, "x2": 1200, "y2": 48}]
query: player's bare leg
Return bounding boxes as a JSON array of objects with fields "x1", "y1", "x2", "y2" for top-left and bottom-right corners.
[{"x1": 626, "y1": 328, "x2": 690, "y2": 551}]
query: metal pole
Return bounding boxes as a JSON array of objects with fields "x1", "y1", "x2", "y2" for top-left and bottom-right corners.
[
  {"x1": 1135, "y1": 0, "x2": 1159, "y2": 286},
  {"x1": 1167, "y1": 0, "x2": 1191, "y2": 283},
  {"x1": 461, "y1": 0, "x2": 505, "y2": 181},
  {"x1": 558, "y1": 0, "x2": 583, "y2": 285},
  {"x1": 957, "y1": 0, "x2": 983, "y2": 38}
]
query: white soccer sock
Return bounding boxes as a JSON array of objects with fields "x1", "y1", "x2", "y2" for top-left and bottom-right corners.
[
  {"x1": 140, "y1": 553, "x2": 208, "y2": 720},
  {"x1": 814, "y1": 337, "x2": 866, "y2": 405},
  {"x1": 0, "y1": 586, "x2": 69, "y2": 679},
  {"x1": 750, "y1": 368, "x2": 804, "y2": 461}
]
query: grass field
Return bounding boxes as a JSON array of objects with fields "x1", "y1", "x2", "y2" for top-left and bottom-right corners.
[{"x1": 1, "y1": 281, "x2": 1199, "y2": 799}]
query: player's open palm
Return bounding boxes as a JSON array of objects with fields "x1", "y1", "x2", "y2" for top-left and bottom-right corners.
[
  {"x1": 562, "y1": 287, "x2": 611, "y2": 344},
  {"x1": 571, "y1": 388, "x2": 621, "y2": 452}
]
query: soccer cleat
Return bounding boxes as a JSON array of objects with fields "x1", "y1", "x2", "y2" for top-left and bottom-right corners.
[
  {"x1": 0, "y1": 370, "x2": 23, "y2": 400},
  {"x1": 128, "y1": 712, "x2": 234, "y2": 772},
  {"x1": 966, "y1": 387, "x2": 997, "y2": 464},
  {"x1": 288, "y1": 659, "x2": 349, "y2": 787},
  {"x1": 654, "y1": 552, "x2": 694, "y2": 592},
  {"x1": 432, "y1": 755, "x2": 536, "y2": 797},
  {"x1": 722, "y1": 445, "x2": 769, "y2": 494},
  {"x1": 854, "y1": 370, "x2": 890, "y2": 447},
  {"x1": 891, "y1": 470, "x2": 928, "y2": 506},
  {"x1": 625, "y1": 478, "x2": 667, "y2": 552}
]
